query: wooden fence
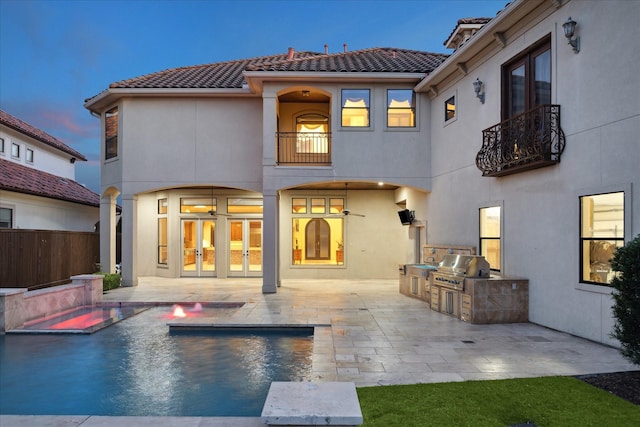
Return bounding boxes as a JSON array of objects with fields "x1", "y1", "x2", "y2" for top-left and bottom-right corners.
[{"x1": 0, "y1": 229, "x2": 100, "y2": 290}]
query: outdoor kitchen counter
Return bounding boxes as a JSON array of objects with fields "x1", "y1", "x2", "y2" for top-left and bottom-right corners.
[{"x1": 460, "y1": 274, "x2": 529, "y2": 324}]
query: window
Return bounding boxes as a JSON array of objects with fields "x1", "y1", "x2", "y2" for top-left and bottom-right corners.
[
  {"x1": 580, "y1": 192, "x2": 624, "y2": 285},
  {"x1": 341, "y1": 89, "x2": 370, "y2": 127},
  {"x1": 292, "y1": 198, "x2": 307, "y2": 213},
  {"x1": 11, "y1": 143, "x2": 20, "y2": 158},
  {"x1": 105, "y1": 106, "x2": 118, "y2": 160},
  {"x1": 291, "y1": 196, "x2": 344, "y2": 265},
  {"x1": 387, "y1": 89, "x2": 415, "y2": 127},
  {"x1": 445, "y1": 96, "x2": 456, "y2": 122},
  {"x1": 479, "y1": 206, "x2": 501, "y2": 271},
  {"x1": 227, "y1": 198, "x2": 263, "y2": 214},
  {"x1": 296, "y1": 114, "x2": 329, "y2": 153},
  {"x1": 0, "y1": 137, "x2": 4, "y2": 154},
  {"x1": 26, "y1": 148, "x2": 34, "y2": 163},
  {"x1": 180, "y1": 198, "x2": 215, "y2": 213},
  {"x1": 0, "y1": 207, "x2": 13, "y2": 228},
  {"x1": 158, "y1": 198, "x2": 167, "y2": 214},
  {"x1": 158, "y1": 218, "x2": 168, "y2": 264},
  {"x1": 503, "y1": 37, "x2": 551, "y2": 120},
  {"x1": 311, "y1": 198, "x2": 325, "y2": 214}
]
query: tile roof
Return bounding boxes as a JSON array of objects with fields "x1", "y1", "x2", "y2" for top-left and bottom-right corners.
[
  {"x1": 0, "y1": 158, "x2": 100, "y2": 208},
  {"x1": 108, "y1": 51, "x2": 321, "y2": 90},
  {"x1": 105, "y1": 48, "x2": 448, "y2": 90},
  {"x1": 444, "y1": 17, "x2": 493, "y2": 47},
  {"x1": 0, "y1": 109, "x2": 87, "y2": 161},
  {"x1": 245, "y1": 48, "x2": 449, "y2": 73}
]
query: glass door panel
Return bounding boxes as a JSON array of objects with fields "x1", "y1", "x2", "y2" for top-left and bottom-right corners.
[
  {"x1": 229, "y1": 219, "x2": 262, "y2": 276},
  {"x1": 248, "y1": 220, "x2": 262, "y2": 273},
  {"x1": 182, "y1": 220, "x2": 197, "y2": 273},
  {"x1": 202, "y1": 220, "x2": 216, "y2": 272},
  {"x1": 182, "y1": 219, "x2": 216, "y2": 277}
]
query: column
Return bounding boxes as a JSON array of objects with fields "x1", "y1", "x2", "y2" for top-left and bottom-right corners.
[
  {"x1": 99, "y1": 192, "x2": 117, "y2": 274},
  {"x1": 262, "y1": 191, "x2": 278, "y2": 293},
  {"x1": 120, "y1": 194, "x2": 138, "y2": 287}
]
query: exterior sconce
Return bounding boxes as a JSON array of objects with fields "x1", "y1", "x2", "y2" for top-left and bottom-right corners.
[
  {"x1": 562, "y1": 17, "x2": 580, "y2": 53},
  {"x1": 473, "y1": 78, "x2": 484, "y2": 104},
  {"x1": 301, "y1": 90, "x2": 310, "y2": 97}
]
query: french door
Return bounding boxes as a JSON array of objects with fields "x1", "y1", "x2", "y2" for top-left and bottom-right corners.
[
  {"x1": 228, "y1": 219, "x2": 262, "y2": 277},
  {"x1": 181, "y1": 219, "x2": 216, "y2": 277}
]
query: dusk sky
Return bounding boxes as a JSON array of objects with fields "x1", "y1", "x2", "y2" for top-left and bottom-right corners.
[{"x1": 0, "y1": 0, "x2": 506, "y2": 194}]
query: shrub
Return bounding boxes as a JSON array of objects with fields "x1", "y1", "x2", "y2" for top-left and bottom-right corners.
[
  {"x1": 610, "y1": 234, "x2": 640, "y2": 365},
  {"x1": 99, "y1": 273, "x2": 121, "y2": 291}
]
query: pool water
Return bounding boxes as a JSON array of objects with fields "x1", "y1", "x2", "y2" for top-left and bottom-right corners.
[{"x1": 0, "y1": 307, "x2": 314, "y2": 417}]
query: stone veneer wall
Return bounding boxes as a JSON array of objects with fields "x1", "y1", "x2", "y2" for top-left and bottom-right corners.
[
  {"x1": 0, "y1": 274, "x2": 103, "y2": 332},
  {"x1": 461, "y1": 276, "x2": 529, "y2": 324}
]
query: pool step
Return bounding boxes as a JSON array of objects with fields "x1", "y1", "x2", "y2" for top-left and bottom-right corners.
[{"x1": 262, "y1": 382, "x2": 363, "y2": 426}]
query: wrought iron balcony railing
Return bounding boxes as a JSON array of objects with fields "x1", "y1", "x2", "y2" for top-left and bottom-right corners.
[
  {"x1": 476, "y1": 104, "x2": 566, "y2": 177},
  {"x1": 277, "y1": 132, "x2": 332, "y2": 165}
]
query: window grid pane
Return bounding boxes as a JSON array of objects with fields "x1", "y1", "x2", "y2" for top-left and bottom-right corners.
[
  {"x1": 579, "y1": 192, "x2": 624, "y2": 285},
  {"x1": 341, "y1": 89, "x2": 370, "y2": 127},
  {"x1": 445, "y1": 96, "x2": 456, "y2": 121},
  {"x1": 479, "y1": 206, "x2": 501, "y2": 271},
  {"x1": 292, "y1": 198, "x2": 307, "y2": 213},
  {"x1": 311, "y1": 198, "x2": 325, "y2": 214},
  {"x1": 387, "y1": 90, "x2": 415, "y2": 127}
]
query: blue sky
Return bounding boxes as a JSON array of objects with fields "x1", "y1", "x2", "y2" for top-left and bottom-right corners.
[{"x1": 0, "y1": 0, "x2": 506, "y2": 194}]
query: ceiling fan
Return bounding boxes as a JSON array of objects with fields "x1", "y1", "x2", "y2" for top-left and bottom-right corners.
[
  {"x1": 207, "y1": 187, "x2": 230, "y2": 217},
  {"x1": 329, "y1": 183, "x2": 366, "y2": 217}
]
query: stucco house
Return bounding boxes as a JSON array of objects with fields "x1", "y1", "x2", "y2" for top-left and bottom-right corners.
[
  {"x1": 84, "y1": 0, "x2": 639, "y2": 346},
  {"x1": 0, "y1": 109, "x2": 100, "y2": 231}
]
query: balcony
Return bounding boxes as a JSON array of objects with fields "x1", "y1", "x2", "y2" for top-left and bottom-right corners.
[
  {"x1": 476, "y1": 105, "x2": 566, "y2": 177},
  {"x1": 276, "y1": 132, "x2": 332, "y2": 165}
]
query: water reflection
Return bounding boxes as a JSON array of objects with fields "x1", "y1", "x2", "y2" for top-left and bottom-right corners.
[{"x1": 0, "y1": 307, "x2": 313, "y2": 417}]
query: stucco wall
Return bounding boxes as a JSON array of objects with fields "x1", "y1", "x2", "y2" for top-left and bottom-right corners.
[
  {"x1": 0, "y1": 190, "x2": 98, "y2": 232},
  {"x1": 280, "y1": 189, "x2": 408, "y2": 280},
  {"x1": 423, "y1": 0, "x2": 640, "y2": 345}
]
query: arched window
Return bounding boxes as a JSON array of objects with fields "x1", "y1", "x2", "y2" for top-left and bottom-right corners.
[{"x1": 305, "y1": 218, "x2": 331, "y2": 260}]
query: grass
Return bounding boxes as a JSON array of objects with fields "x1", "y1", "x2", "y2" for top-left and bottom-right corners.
[{"x1": 357, "y1": 376, "x2": 640, "y2": 426}]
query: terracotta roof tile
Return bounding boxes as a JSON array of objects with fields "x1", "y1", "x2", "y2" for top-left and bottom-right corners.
[
  {"x1": 0, "y1": 158, "x2": 99, "y2": 208},
  {"x1": 108, "y1": 51, "x2": 322, "y2": 90},
  {"x1": 443, "y1": 17, "x2": 493, "y2": 47},
  {"x1": 104, "y1": 48, "x2": 448, "y2": 91},
  {"x1": 246, "y1": 48, "x2": 448, "y2": 73},
  {"x1": 0, "y1": 109, "x2": 87, "y2": 161}
]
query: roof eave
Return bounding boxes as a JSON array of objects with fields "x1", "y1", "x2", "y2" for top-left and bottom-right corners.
[
  {"x1": 84, "y1": 87, "x2": 256, "y2": 114},
  {"x1": 415, "y1": 0, "x2": 543, "y2": 94},
  {"x1": 243, "y1": 71, "x2": 427, "y2": 93}
]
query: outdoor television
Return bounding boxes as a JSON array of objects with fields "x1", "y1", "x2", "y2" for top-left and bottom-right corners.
[{"x1": 398, "y1": 209, "x2": 414, "y2": 225}]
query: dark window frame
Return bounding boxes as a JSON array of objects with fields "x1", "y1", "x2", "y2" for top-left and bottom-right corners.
[
  {"x1": 341, "y1": 89, "x2": 370, "y2": 127},
  {"x1": 445, "y1": 96, "x2": 456, "y2": 122},
  {"x1": 479, "y1": 206, "x2": 501, "y2": 272},
  {"x1": 579, "y1": 191, "x2": 625, "y2": 286},
  {"x1": 501, "y1": 36, "x2": 551, "y2": 121},
  {"x1": 0, "y1": 207, "x2": 13, "y2": 228},
  {"x1": 387, "y1": 89, "x2": 416, "y2": 128},
  {"x1": 105, "y1": 106, "x2": 119, "y2": 160}
]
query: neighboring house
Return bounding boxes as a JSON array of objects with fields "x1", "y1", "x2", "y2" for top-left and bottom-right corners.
[
  {"x1": 85, "y1": 0, "x2": 639, "y2": 346},
  {"x1": 0, "y1": 109, "x2": 100, "y2": 231}
]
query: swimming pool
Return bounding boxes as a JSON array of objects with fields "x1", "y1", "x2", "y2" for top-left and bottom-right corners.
[{"x1": 0, "y1": 307, "x2": 314, "y2": 417}]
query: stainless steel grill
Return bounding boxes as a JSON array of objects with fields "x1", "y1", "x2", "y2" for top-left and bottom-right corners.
[{"x1": 431, "y1": 254, "x2": 490, "y2": 291}]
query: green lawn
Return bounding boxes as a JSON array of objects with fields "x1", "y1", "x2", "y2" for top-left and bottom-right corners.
[{"x1": 357, "y1": 376, "x2": 640, "y2": 426}]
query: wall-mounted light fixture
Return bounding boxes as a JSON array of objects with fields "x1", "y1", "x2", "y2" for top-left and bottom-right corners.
[
  {"x1": 70, "y1": 157, "x2": 76, "y2": 164},
  {"x1": 301, "y1": 90, "x2": 310, "y2": 97},
  {"x1": 473, "y1": 78, "x2": 484, "y2": 104},
  {"x1": 562, "y1": 17, "x2": 580, "y2": 53}
]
